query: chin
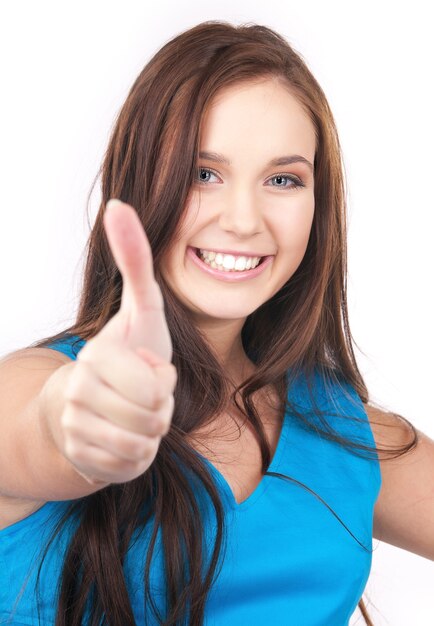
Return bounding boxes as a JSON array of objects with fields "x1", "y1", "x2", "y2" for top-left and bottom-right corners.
[{"x1": 191, "y1": 302, "x2": 262, "y2": 321}]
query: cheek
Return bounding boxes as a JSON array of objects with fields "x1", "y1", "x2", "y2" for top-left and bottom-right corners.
[{"x1": 274, "y1": 197, "x2": 315, "y2": 253}]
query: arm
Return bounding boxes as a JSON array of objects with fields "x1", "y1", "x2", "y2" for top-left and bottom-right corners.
[
  {"x1": 0, "y1": 348, "x2": 110, "y2": 504},
  {"x1": 365, "y1": 403, "x2": 434, "y2": 561}
]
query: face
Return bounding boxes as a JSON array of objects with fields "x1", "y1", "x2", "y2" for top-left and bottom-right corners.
[{"x1": 160, "y1": 77, "x2": 316, "y2": 331}]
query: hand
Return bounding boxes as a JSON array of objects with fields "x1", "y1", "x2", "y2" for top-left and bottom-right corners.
[{"x1": 57, "y1": 199, "x2": 176, "y2": 485}]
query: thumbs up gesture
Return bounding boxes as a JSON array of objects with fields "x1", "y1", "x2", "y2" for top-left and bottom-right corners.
[
  {"x1": 101, "y1": 198, "x2": 173, "y2": 363},
  {"x1": 57, "y1": 199, "x2": 177, "y2": 485}
]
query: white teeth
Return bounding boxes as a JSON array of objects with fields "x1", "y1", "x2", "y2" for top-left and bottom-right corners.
[
  {"x1": 234, "y1": 256, "x2": 247, "y2": 270},
  {"x1": 222, "y1": 255, "x2": 235, "y2": 270},
  {"x1": 198, "y1": 248, "x2": 262, "y2": 271}
]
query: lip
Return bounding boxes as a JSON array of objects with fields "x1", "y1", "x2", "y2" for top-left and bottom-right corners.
[
  {"x1": 187, "y1": 246, "x2": 274, "y2": 282},
  {"x1": 195, "y1": 247, "x2": 271, "y2": 257}
]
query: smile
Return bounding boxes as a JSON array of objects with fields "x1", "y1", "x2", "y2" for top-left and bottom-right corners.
[{"x1": 186, "y1": 246, "x2": 274, "y2": 282}]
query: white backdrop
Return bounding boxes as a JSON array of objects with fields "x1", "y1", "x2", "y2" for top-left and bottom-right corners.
[{"x1": 0, "y1": 1, "x2": 433, "y2": 623}]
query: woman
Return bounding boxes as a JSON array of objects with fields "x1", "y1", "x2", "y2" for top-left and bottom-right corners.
[{"x1": 0, "y1": 20, "x2": 429, "y2": 626}]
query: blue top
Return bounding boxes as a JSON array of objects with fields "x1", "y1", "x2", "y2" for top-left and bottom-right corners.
[{"x1": 0, "y1": 334, "x2": 381, "y2": 625}]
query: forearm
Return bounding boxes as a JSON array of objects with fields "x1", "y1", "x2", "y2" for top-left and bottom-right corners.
[{"x1": 1, "y1": 362, "x2": 107, "y2": 500}]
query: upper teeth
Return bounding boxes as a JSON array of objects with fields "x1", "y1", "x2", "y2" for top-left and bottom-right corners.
[{"x1": 198, "y1": 249, "x2": 262, "y2": 271}]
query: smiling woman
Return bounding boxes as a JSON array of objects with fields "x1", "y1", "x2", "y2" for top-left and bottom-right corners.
[
  {"x1": 0, "y1": 18, "x2": 424, "y2": 626},
  {"x1": 159, "y1": 78, "x2": 316, "y2": 336}
]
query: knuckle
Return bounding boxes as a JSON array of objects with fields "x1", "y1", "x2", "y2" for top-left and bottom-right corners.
[
  {"x1": 103, "y1": 429, "x2": 120, "y2": 450},
  {"x1": 61, "y1": 405, "x2": 78, "y2": 428},
  {"x1": 103, "y1": 454, "x2": 121, "y2": 472},
  {"x1": 91, "y1": 452, "x2": 119, "y2": 477},
  {"x1": 110, "y1": 455, "x2": 137, "y2": 477},
  {"x1": 62, "y1": 421, "x2": 77, "y2": 440},
  {"x1": 60, "y1": 409, "x2": 73, "y2": 431},
  {"x1": 153, "y1": 396, "x2": 174, "y2": 435},
  {"x1": 162, "y1": 392, "x2": 175, "y2": 416},
  {"x1": 160, "y1": 418, "x2": 172, "y2": 436},
  {"x1": 61, "y1": 408, "x2": 83, "y2": 439},
  {"x1": 113, "y1": 434, "x2": 143, "y2": 461},
  {"x1": 64, "y1": 438, "x2": 80, "y2": 461},
  {"x1": 130, "y1": 437, "x2": 152, "y2": 459},
  {"x1": 135, "y1": 459, "x2": 152, "y2": 477},
  {"x1": 148, "y1": 385, "x2": 164, "y2": 411}
]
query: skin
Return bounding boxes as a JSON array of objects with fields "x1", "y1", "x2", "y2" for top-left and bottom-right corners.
[{"x1": 160, "y1": 77, "x2": 316, "y2": 384}]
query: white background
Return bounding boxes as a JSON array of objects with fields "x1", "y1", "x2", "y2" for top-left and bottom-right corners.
[{"x1": 0, "y1": 1, "x2": 433, "y2": 623}]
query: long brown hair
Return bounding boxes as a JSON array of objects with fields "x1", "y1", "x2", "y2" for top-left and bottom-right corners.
[{"x1": 24, "y1": 20, "x2": 416, "y2": 625}]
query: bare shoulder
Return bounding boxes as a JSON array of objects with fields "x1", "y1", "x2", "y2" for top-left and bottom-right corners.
[
  {"x1": 0, "y1": 345, "x2": 73, "y2": 403},
  {"x1": 1, "y1": 346, "x2": 73, "y2": 367},
  {"x1": 363, "y1": 403, "x2": 415, "y2": 449},
  {"x1": 0, "y1": 346, "x2": 73, "y2": 413},
  {"x1": 364, "y1": 402, "x2": 434, "y2": 560}
]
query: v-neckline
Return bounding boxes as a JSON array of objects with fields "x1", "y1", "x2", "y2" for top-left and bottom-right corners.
[{"x1": 193, "y1": 412, "x2": 289, "y2": 512}]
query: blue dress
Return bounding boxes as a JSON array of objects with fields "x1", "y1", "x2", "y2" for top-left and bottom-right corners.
[{"x1": 0, "y1": 334, "x2": 381, "y2": 625}]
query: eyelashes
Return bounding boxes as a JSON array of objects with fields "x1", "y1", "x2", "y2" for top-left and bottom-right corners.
[{"x1": 195, "y1": 167, "x2": 306, "y2": 191}]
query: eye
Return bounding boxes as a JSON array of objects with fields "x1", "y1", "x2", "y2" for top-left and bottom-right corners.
[
  {"x1": 195, "y1": 167, "x2": 306, "y2": 190},
  {"x1": 196, "y1": 167, "x2": 220, "y2": 184},
  {"x1": 267, "y1": 173, "x2": 305, "y2": 190}
]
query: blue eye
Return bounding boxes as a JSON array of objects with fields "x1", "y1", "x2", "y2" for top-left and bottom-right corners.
[
  {"x1": 268, "y1": 173, "x2": 305, "y2": 190},
  {"x1": 195, "y1": 167, "x2": 305, "y2": 190},
  {"x1": 196, "y1": 167, "x2": 219, "y2": 184}
]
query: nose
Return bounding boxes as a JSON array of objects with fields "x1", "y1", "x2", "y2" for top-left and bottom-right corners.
[{"x1": 218, "y1": 185, "x2": 265, "y2": 238}]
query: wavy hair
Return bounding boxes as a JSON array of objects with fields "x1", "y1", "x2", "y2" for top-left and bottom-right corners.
[{"x1": 23, "y1": 20, "x2": 417, "y2": 625}]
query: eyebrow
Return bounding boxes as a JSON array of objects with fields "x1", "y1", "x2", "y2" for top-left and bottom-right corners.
[{"x1": 198, "y1": 150, "x2": 314, "y2": 173}]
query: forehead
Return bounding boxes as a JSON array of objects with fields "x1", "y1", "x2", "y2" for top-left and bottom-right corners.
[{"x1": 198, "y1": 78, "x2": 316, "y2": 164}]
